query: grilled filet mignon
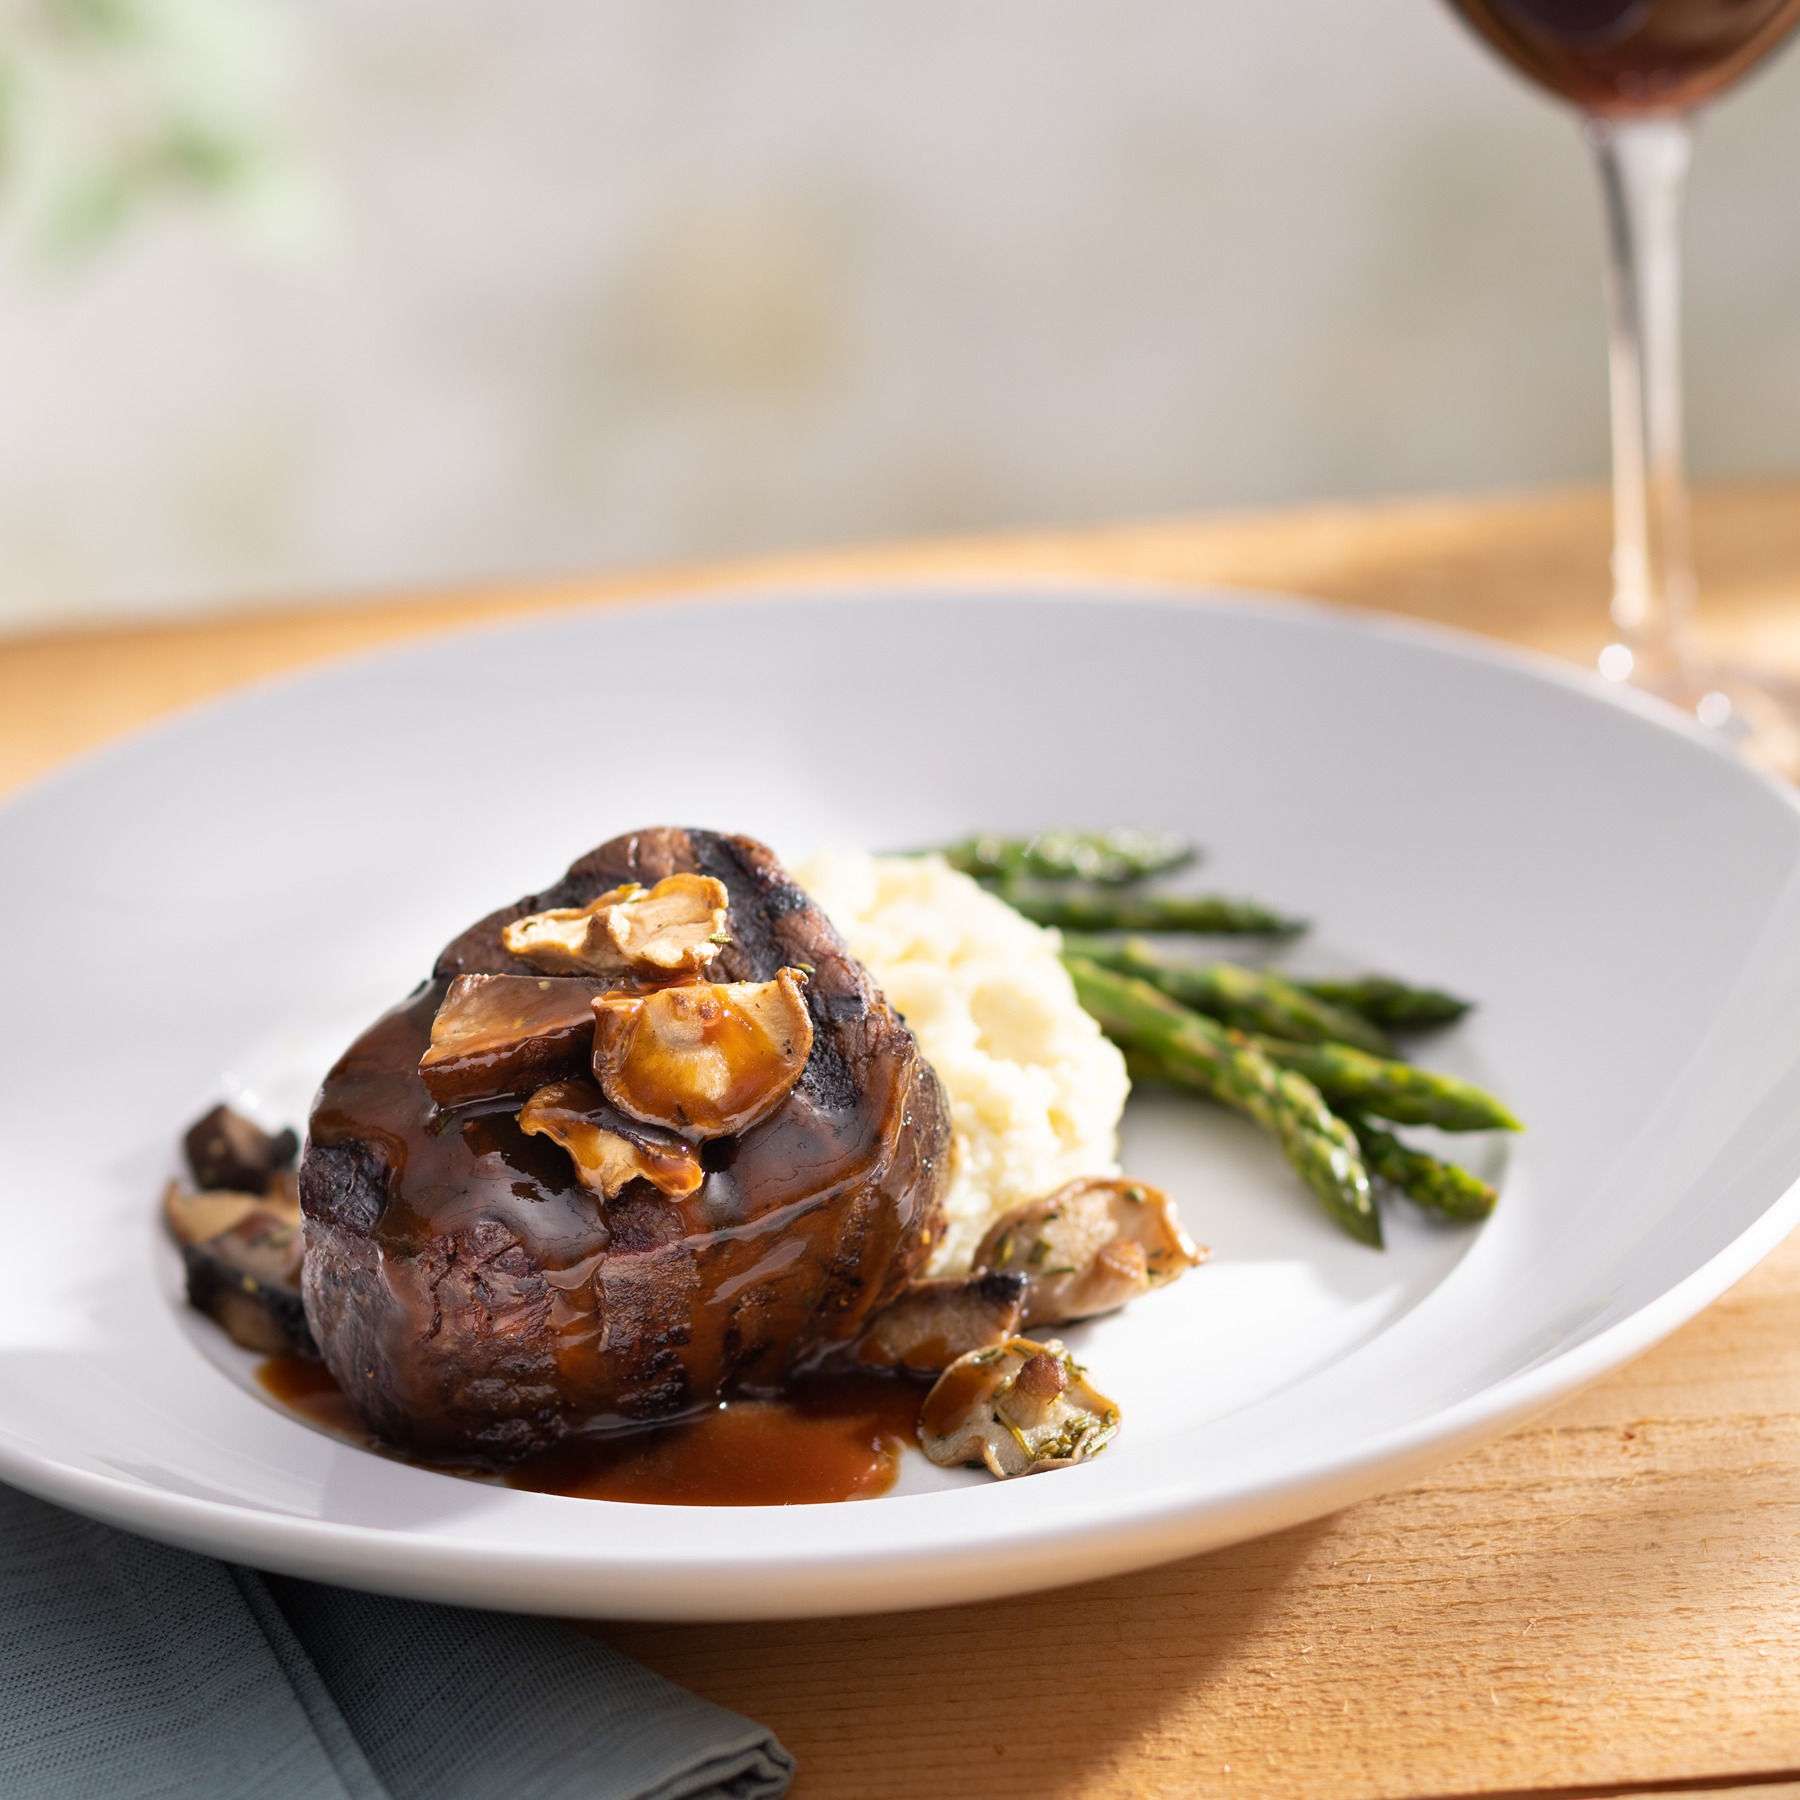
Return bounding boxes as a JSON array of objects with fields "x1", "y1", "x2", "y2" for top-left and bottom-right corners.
[{"x1": 298, "y1": 827, "x2": 950, "y2": 1462}]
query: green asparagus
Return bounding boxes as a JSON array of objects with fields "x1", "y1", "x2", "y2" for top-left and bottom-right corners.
[
  {"x1": 1002, "y1": 886, "x2": 1306, "y2": 937},
  {"x1": 1131, "y1": 1049, "x2": 1502, "y2": 1227},
  {"x1": 1062, "y1": 934, "x2": 1394, "y2": 1057},
  {"x1": 931, "y1": 827, "x2": 1196, "y2": 886},
  {"x1": 1248, "y1": 1036, "x2": 1520, "y2": 1133},
  {"x1": 1347, "y1": 1116, "x2": 1497, "y2": 1222},
  {"x1": 1065, "y1": 956, "x2": 1379, "y2": 1247},
  {"x1": 1299, "y1": 976, "x2": 1473, "y2": 1031}
]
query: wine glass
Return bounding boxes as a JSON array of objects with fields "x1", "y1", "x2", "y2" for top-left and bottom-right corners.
[{"x1": 1440, "y1": 0, "x2": 1800, "y2": 776}]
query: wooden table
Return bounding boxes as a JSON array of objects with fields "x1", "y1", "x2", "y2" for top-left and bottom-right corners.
[{"x1": 12, "y1": 483, "x2": 1800, "y2": 1800}]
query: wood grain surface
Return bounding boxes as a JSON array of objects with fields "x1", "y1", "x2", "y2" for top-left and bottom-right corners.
[{"x1": 9, "y1": 481, "x2": 1800, "y2": 1800}]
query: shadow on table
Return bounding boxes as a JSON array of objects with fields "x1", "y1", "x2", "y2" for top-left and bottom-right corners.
[{"x1": 585, "y1": 1524, "x2": 1322, "y2": 1799}]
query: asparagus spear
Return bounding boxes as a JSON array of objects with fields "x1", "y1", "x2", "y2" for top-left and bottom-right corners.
[
  {"x1": 1347, "y1": 1116, "x2": 1498, "y2": 1222},
  {"x1": 1299, "y1": 976, "x2": 1473, "y2": 1031},
  {"x1": 1062, "y1": 934, "x2": 1394, "y2": 1057},
  {"x1": 932, "y1": 827, "x2": 1197, "y2": 886},
  {"x1": 1248, "y1": 1036, "x2": 1520, "y2": 1133},
  {"x1": 1065, "y1": 956, "x2": 1379, "y2": 1247},
  {"x1": 1003, "y1": 886, "x2": 1306, "y2": 937}
]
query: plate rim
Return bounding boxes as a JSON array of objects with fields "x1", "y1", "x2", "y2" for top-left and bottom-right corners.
[{"x1": 8, "y1": 570, "x2": 1787, "y2": 820}]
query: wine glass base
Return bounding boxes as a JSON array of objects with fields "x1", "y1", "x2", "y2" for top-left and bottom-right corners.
[{"x1": 1622, "y1": 659, "x2": 1800, "y2": 783}]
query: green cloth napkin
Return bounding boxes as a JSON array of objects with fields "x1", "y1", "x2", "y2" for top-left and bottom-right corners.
[{"x1": 0, "y1": 1483, "x2": 793, "y2": 1800}]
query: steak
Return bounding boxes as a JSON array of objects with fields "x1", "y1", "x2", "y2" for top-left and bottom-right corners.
[{"x1": 297, "y1": 827, "x2": 951, "y2": 1463}]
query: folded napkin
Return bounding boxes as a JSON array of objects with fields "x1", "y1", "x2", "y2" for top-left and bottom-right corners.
[{"x1": 0, "y1": 1482, "x2": 793, "y2": 1800}]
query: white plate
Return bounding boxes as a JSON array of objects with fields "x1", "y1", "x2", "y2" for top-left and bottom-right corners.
[{"x1": 5, "y1": 583, "x2": 1800, "y2": 1622}]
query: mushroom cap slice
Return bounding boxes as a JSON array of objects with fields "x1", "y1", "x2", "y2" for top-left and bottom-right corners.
[
  {"x1": 500, "y1": 881, "x2": 640, "y2": 972},
  {"x1": 419, "y1": 973, "x2": 606, "y2": 1107},
  {"x1": 974, "y1": 1176, "x2": 1203, "y2": 1326},
  {"x1": 919, "y1": 1336, "x2": 1120, "y2": 1478},
  {"x1": 164, "y1": 1169, "x2": 300, "y2": 1248},
  {"x1": 501, "y1": 874, "x2": 730, "y2": 978},
  {"x1": 183, "y1": 1104, "x2": 298, "y2": 1195},
  {"x1": 181, "y1": 1205, "x2": 314, "y2": 1357},
  {"x1": 846, "y1": 1269, "x2": 1028, "y2": 1374},
  {"x1": 518, "y1": 1078, "x2": 703, "y2": 1200},
  {"x1": 590, "y1": 967, "x2": 814, "y2": 1139}
]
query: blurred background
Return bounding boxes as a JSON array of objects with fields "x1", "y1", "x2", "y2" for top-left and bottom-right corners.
[{"x1": 2, "y1": 0, "x2": 1798, "y2": 633}]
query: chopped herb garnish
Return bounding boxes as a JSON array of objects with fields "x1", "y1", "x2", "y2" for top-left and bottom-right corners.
[{"x1": 993, "y1": 1408, "x2": 1036, "y2": 1459}]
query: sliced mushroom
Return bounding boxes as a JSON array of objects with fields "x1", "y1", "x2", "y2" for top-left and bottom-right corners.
[
  {"x1": 847, "y1": 1270, "x2": 1028, "y2": 1374},
  {"x1": 974, "y1": 1176, "x2": 1203, "y2": 1326},
  {"x1": 419, "y1": 973, "x2": 604, "y2": 1106},
  {"x1": 919, "y1": 1336, "x2": 1120, "y2": 1479},
  {"x1": 501, "y1": 873, "x2": 730, "y2": 978},
  {"x1": 182, "y1": 1207, "x2": 315, "y2": 1357},
  {"x1": 590, "y1": 967, "x2": 813, "y2": 1138},
  {"x1": 164, "y1": 1171, "x2": 300, "y2": 1248},
  {"x1": 500, "y1": 881, "x2": 643, "y2": 972},
  {"x1": 183, "y1": 1104, "x2": 298, "y2": 1195},
  {"x1": 518, "y1": 1077, "x2": 703, "y2": 1199}
]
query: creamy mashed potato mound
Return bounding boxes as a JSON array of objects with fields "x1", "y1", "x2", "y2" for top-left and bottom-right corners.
[{"x1": 792, "y1": 849, "x2": 1130, "y2": 1275}]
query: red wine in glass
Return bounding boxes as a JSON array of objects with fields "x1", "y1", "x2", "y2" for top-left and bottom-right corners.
[
  {"x1": 1452, "y1": 0, "x2": 1800, "y2": 111},
  {"x1": 1442, "y1": 0, "x2": 1800, "y2": 770}
]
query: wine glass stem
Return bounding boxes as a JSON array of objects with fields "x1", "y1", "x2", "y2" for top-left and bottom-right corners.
[{"x1": 1586, "y1": 111, "x2": 1701, "y2": 693}]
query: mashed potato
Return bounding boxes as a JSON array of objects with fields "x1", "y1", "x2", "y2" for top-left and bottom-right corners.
[{"x1": 791, "y1": 849, "x2": 1130, "y2": 1275}]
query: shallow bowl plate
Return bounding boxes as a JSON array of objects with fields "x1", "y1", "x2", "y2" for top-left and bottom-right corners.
[{"x1": 4, "y1": 584, "x2": 1800, "y2": 1621}]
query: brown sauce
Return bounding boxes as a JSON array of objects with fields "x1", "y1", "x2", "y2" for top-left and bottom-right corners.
[
  {"x1": 257, "y1": 1354, "x2": 925, "y2": 1506},
  {"x1": 918, "y1": 1354, "x2": 996, "y2": 1441},
  {"x1": 258, "y1": 1353, "x2": 373, "y2": 1441},
  {"x1": 506, "y1": 1373, "x2": 924, "y2": 1505}
]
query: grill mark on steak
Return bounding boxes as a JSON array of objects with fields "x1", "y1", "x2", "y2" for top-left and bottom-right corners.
[
  {"x1": 300, "y1": 827, "x2": 950, "y2": 1462},
  {"x1": 689, "y1": 832, "x2": 801, "y2": 980},
  {"x1": 297, "y1": 1136, "x2": 389, "y2": 1239}
]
